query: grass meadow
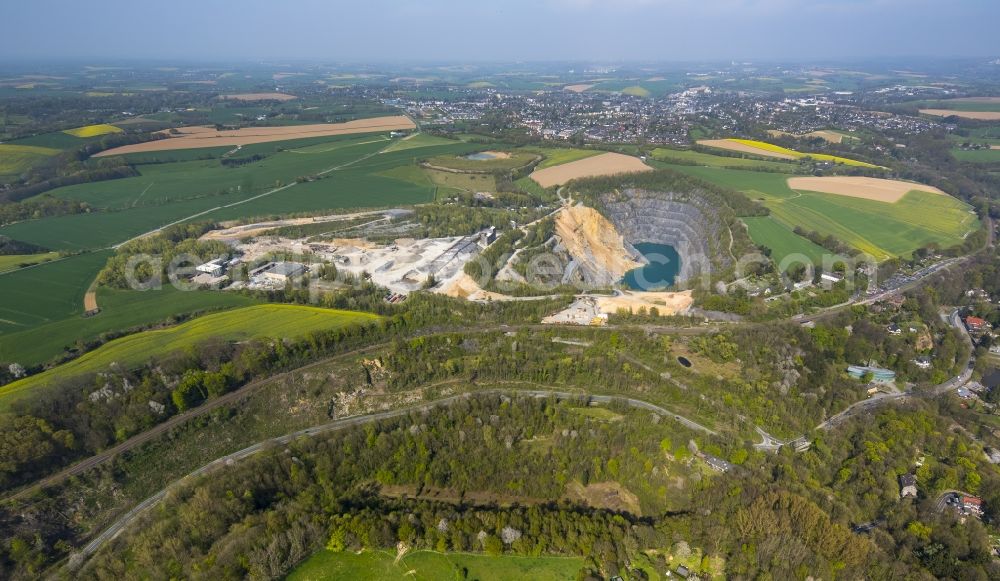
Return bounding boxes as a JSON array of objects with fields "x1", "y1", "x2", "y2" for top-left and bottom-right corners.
[
  {"x1": 742, "y1": 216, "x2": 828, "y2": 268},
  {"x1": 0, "y1": 143, "x2": 59, "y2": 180},
  {"x1": 650, "y1": 148, "x2": 797, "y2": 171},
  {"x1": 287, "y1": 550, "x2": 585, "y2": 581},
  {"x1": 0, "y1": 252, "x2": 61, "y2": 274},
  {"x1": 0, "y1": 304, "x2": 378, "y2": 407},
  {"x1": 0, "y1": 285, "x2": 258, "y2": 368}
]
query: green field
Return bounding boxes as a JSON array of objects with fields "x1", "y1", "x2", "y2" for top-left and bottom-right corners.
[
  {"x1": 0, "y1": 251, "x2": 111, "y2": 333},
  {"x1": 953, "y1": 148, "x2": 1000, "y2": 164},
  {"x1": 527, "y1": 147, "x2": 602, "y2": 169},
  {"x1": 742, "y1": 216, "x2": 828, "y2": 267},
  {"x1": 0, "y1": 252, "x2": 61, "y2": 273},
  {"x1": 0, "y1": 304, "x2": 378, "y2": 407},
  {"x1": 424, "y1": 151, "x2": 538, "y2": 172},
  {"x1": 666, "y1": 165, "x2": 978, "y2": 262},
  {"x1": 0, "y1": 130, "x2": 484, "y2": 350},
  {"x1": 382, "y1": 132, "x2": 458, "y2": 153},
  {"x1": 650, "y1": 148, "x2": 797, "y2": 171},
  {"x1": 0, "y1": 143, "x2": 59, "y2": 180},
  {"x1": 0, "y1": 132, "x2": 478, "y2": 252},
  {"x1": 0, "y1": 285, "x2": 258, "y2": 367},
  {"x1": 288, "y1": 550, "x2": 585, "y2": 581}
]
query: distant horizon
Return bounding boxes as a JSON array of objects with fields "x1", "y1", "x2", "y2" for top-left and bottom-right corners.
[
  {"x1": 0, "y1": 56, "x2": 997, "y2": 68},
  {"x1": 2, "y1": 0, "x2": 998, "y2": 62}
]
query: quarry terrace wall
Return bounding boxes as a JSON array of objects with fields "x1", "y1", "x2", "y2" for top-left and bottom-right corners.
[{"x1": 601, "y1": 188, "x2": 730, "y2": 284}]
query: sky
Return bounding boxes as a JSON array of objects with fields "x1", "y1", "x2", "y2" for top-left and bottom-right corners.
[{"x1": 1, "y1": 0, "x2": 998, "y2": 62}]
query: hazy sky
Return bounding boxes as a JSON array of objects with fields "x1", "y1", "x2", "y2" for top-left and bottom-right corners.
[{"x1": 2, "y1": 0, "x2": 998, "y2": 62}]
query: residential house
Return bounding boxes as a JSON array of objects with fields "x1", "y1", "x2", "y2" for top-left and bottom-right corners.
[
  {"x1": 964, "y1": 316, "x2": 989, "y2": 333},
  {"x1": 887, "y1": 323, "x2": 902, "y2": 336},
  {"x1": 961, "y1": 495, "x2": 984, "y2": 517}
]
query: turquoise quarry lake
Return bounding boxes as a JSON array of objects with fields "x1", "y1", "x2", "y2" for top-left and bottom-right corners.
[{"x1": 622, "y1": 242, "x2": 680, "y2": 290}]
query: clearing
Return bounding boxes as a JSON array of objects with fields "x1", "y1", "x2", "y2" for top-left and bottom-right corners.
[
  {"x1": 288, "y1": 549, "x2": 584, "y2": 581},
  {"x1": 563, "y1": 84, "x2": 594, "y2": 93},
  {"x1": 0, "y1": 304, "x2": 378, "y2": 407},
  {"x1": 93, "y1": 116, "x2": 415, "y2": 156},
  {"x1": 529, "y1": 152, "x2": 651, "y2": 188},
  {"x1": 787, "y1": 176, "x2": 946, "y2": 203},
  {"x1": 565, "y1": 480, "x2": 642, "y2": 514}
]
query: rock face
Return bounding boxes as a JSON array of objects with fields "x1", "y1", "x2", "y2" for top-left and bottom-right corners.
[
  {"x1": 602, "y1": 188, "x2": 731, "y2": 284},
  {"x1": 554, "y1": 204, "x2": 643, "y2": 287}
]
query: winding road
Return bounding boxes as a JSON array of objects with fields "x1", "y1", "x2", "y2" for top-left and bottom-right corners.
[{"x1": 72, "y1": 387, "x2": 712, "y2": 567}]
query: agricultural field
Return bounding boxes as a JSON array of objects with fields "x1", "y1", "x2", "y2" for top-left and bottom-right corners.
[
  {"x1": 0, "y1": 131, "x2": 481, "y2": 355},
  {"x1": 0, "y1": 285, "x2": 257, "y2": 368},
  {"x1": 0, "y1": 143, "x2": 59, "y2": 180},
  {"x1": 62, "y1": 123, "x2": 123, "y2": 138},
  {"x1": 665, "y1": 165, "x2": 978, "y2": 262},
  {"x1": 650, "y1": 148, "x2": 797, "y2": 171},
  {"x1": 742, "y1": 216, "x2": 828, "y2": 267},
  {"x1": 0, "y1": 133, "x2": 476, "y2": 251},
  {"x1": 93, "y1": 116, "x2": 416, "y2": 156},
  {"x1": 921, "y1": 109, "x2": 1000, "y2": 121},
  {"x1": 697, "y1": 139, "x2": 882, "y2": 168},
  {"x1": 912, "y1": 97, "x2": 1000, "y2": 120},
  {"x1": 0, "y1": 304, "x2": 378, "y2": 406},
  {"x1": 527, "y1": 147, "x2": 602, "y2": 170},
  {"x1": 0, "y1": 250, "x2": 111, "y2": 334},
  {"x1": 529, "y1": 152, "x2": 651, "y2": 188},
  {"x1": 288, "y1": 550, "x2": 585, "y2": 581},
  {"x1": 953, "y1": 148, "x2": 1000, "y2": 163}
]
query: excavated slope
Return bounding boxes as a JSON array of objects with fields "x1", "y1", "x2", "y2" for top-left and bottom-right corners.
[
  {"x1": 554, "y1": 204, "x2": 643, "y2": 287},
  {"x1": 602, "y1": 188, "x2": 729, "y2": 284}
]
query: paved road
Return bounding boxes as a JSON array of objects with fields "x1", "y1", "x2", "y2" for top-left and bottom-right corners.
[
  {"x1": 2, "y1": 321, "x2": 720, "y2": 504},
  {"x1": 72, "y1": 387, "x2": 712, "y2": 567},
  {"x1": 798, "y1": 309, "x2": 974, "y2": 438}
]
